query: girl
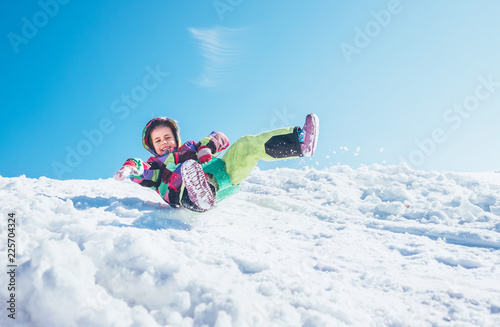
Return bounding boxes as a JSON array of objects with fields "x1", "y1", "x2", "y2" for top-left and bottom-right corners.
[{"x1": 114, "y1": 114, "x2": 319, "y2": 212}]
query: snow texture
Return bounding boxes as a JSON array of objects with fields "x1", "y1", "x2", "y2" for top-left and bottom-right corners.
[{"x1": 1, "y1": 164, "x2": 500, "y2": 326}]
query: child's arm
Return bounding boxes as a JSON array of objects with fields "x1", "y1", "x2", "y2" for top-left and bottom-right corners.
[
  {"x1": 114, "y1": 158, "x2": 146, "y2": 181},
  {"x1": 196, "y1": 131, "x2": 230, "y2": 163},
  {"x1": 114, "y1": 158, "x2": 160, "y2": 188}
]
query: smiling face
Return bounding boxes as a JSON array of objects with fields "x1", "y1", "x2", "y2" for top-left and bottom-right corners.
[{"x1": 150, "y1": 125, "x2": 177, "y2": 155}]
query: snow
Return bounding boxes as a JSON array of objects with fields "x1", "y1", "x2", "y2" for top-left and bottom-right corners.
[{"x1": 1, "y1": 164, "x2": 500, "y2": 326}]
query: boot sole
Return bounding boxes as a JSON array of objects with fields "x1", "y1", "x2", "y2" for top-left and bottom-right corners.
[
  {"x1": 303, "y1": 113, "x2": 319, "y2": 156},
  {"x1": 181, "y1": 160, "x2": 215, "y2": 211}
]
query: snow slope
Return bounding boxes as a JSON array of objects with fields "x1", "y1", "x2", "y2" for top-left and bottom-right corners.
[{"x1": 1, "y1": 164, "x2": 500, "y2": 327}]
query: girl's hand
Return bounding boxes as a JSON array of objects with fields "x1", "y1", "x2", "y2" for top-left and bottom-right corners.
[
  {"x1": 113, "y1": 159, "x2": 143, "y2": 181},
  {"x1": 114, "y1": 166, "x2": 135, "y2": 181},
  {"x1": 197, "y1": 146, "x2": 213, "y2": 163}
]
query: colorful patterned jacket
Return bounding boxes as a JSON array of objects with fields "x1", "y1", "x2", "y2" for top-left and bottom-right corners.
[{"x1": 128, "y1": 118, "x2": 229, "y2": 207}]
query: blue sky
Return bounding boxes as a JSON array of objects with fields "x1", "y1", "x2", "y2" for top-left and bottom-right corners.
[{"x1": 2, "y1": 0, "x2": 500, "y2": 180}]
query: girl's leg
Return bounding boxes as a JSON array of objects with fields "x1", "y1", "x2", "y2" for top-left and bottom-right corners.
[{"x1": 222, "y1": 126, "x2": 302, "y2": 184}]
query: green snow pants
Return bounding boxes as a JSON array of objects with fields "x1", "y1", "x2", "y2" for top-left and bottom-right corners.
[{"x1": 222, "y1": 126, "x2": 303, "y2": 185}]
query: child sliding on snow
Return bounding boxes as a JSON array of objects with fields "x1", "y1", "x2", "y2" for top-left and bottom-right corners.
[{"x1": 114, "y1": 114, "x2": 319, "y2": 212}]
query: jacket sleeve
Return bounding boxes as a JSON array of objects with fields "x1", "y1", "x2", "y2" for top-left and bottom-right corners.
[
  {"x1": 129, "y1": 155, "x2": 183, "y2": 208},
  {"x1": 129, "y1": 157, "x2": 162, "y2": 189},
  {"x1": 197, "y1": 131, "x2": 230, "y2": 156}
]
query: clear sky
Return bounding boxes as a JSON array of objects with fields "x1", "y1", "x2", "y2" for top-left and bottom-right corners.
[{"x1": 2, "y1": 0, "x2": 500, "y2": 180}]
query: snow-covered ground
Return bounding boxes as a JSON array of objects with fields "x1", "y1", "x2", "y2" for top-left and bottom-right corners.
[{"x1": 1, "y1": 164, "x2": 500, "y2": 327}]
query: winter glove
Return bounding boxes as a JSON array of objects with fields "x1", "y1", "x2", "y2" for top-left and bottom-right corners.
[
  {"x1": 113, "y1": 158, "x2": 145, "y2": 181},
  {"x1": 197, "y1": 146, "x2": 213, "y2": 163}
]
